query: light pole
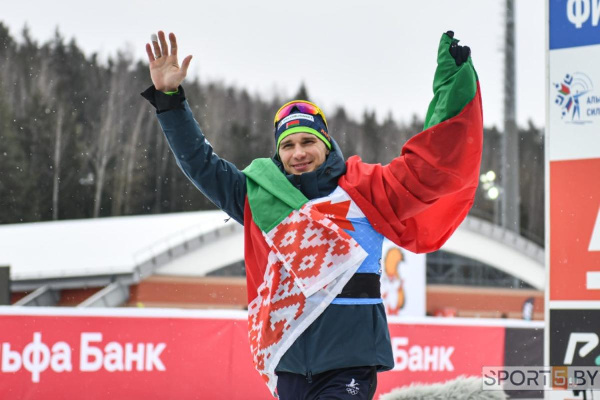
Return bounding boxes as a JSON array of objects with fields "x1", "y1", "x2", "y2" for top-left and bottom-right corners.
[{"x1": 501, "y1": 0, "x2": 520, "y2": 234}]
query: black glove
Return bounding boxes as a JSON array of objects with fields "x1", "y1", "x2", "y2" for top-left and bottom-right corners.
[{"x1": 446, "y1": 30, "x2": 471, "y2": 66}]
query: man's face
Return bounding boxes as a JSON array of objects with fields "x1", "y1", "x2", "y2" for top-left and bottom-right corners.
[{"x1": 278, "y1": 132, "x2": 329, "y2": 175}]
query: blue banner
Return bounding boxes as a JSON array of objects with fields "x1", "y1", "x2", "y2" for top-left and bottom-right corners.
[{"x1": 550, "y1": 0, "x2": 600, "y2": 49}]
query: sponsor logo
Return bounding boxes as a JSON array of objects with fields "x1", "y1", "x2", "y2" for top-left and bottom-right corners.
[
  {"x1": 564, "y1": 333, "x2": 600, "y2": 365},
  {"x1": 554, "y1": 72, "x2": 600, "y2": 124},
  {"x1": 391, "y1": 336, "x2": 454, "y2": 372},
  {"x1": 1, "y1": 332, "x2": 166, "y2": 383},
  {"x1": 550, "y1": 310, "x2": 600, "y2": 365},
  {"x1": 346, "y1": 378, "x2": 360, "y2": 396}
]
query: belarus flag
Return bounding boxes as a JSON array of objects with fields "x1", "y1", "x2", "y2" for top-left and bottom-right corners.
[{"x1": 286, "y1": 120, "x2": 300, "y2": 129}]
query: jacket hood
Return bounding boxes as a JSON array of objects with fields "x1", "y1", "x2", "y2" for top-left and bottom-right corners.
[{"x1": 272, "y1": 138, "x2": 346, "y2": 200}]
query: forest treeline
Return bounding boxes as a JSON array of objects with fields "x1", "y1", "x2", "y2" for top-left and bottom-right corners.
[{"x1": 0, "y1": 23, "x2": 544, "y2": 244}]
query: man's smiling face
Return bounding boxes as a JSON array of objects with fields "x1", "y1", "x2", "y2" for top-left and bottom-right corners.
[{"x1": 278, "y1": 132, "x2": 329, "y2": 175}]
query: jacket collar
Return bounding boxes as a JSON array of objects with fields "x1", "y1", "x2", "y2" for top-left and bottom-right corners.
[{"x1": 272, "y1": 138, "x2": 346, "y2": 200}]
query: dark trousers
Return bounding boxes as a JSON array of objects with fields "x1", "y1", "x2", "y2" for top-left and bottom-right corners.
[{"x1": 276, "y1": 366, "x2": 377, "y2": 400}]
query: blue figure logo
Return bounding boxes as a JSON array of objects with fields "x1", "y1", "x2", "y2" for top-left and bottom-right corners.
[{"x1": 554, "y1": 72, "x2": 592, "y2": 122}]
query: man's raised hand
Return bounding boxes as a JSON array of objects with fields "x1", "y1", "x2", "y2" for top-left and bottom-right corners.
[
  {"x1": 445, "y1": 31, "x2": 470, "y2": 67},
  {"x1": 145, "y1": 31, "x2": 192, "y2": 92}
]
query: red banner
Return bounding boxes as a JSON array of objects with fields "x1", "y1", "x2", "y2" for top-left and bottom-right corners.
[
  {"x1": 550, "y1": 158, "x2": 600, "y2": 301},
  {"x1": 0, "y1": 309, "x2": 506, "y2": 399},
  {"x1": 380, "y1": 321, "x2": 505, "y2": 391}
]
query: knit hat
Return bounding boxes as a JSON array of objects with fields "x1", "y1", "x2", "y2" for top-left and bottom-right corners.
[{"x1": 274, "y1": 105, "x2": 331, "y2": 150}]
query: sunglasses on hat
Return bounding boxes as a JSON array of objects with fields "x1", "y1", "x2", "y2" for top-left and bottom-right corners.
[{"x1": 273, "y1": 100, "x2": 328, "y2": 128}]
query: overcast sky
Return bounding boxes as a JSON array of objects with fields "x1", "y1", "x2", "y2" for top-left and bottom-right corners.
[{"x1": 2, "y1": 0, "x2": 545, "y2": 129}]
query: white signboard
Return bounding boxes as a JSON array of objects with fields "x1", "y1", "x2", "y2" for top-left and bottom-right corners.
[
  {"x1": 547, "y1": 1, "x2": 600, "y2": 399},
  {"x1": 548, "y1": 46, "x2": 600, "y2": 161},
  {"x1": 380, "y1": 239, "x2": 426, "y2": 317}
]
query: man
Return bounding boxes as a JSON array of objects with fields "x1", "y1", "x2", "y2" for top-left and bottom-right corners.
[{"x1": 142, "y1": 30, "x2": 482, "y2": 399}]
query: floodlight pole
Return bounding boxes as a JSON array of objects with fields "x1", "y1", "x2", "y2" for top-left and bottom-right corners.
[{"x1": 501, "y1": 0, "x2": 521, "y2": 234}]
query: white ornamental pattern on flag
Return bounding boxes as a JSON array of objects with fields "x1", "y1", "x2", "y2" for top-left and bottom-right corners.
[{"x1": 247, "y1": 203, "x2": 367, "y2": 394}]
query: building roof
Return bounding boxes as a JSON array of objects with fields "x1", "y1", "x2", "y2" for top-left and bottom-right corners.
[
  {"x1": 0, "y1": 211, "x2": 238, "y2": 284},
  {"x1": 1, "y1": 212, "x2": 545, "y2": 294}
]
